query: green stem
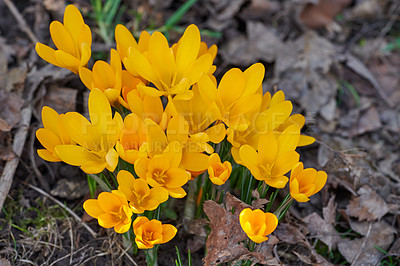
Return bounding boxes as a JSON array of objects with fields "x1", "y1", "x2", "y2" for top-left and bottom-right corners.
[
  {"x1": 265, "y1": 188, "x2": 279, "y2": 212},
  {"x1": 274, "y1": 197, "x2": 294, "y2": 221}
]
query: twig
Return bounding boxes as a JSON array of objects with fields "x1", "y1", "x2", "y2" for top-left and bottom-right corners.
[
  {"x1": 350, "y1": 222, "x2": 373, "y2": 266},
  {"x1": 29, "y1": 124, "x2": 50, "y2": 191},
  {"x1": 24, "y1": 183, "x2": 98, "y2": 238},
  {"x1": 116, "y1": 241, "x2": 139, "y2": 266},
  {"x1": 3, "y1": 0, "x2": 38, "y2": 44},
  {"x1": 0, "y1": 107, "x2": 32, "y2": 210},
  {"x1": 78, "y1": 252, "x2": 109, "y2": 266}
]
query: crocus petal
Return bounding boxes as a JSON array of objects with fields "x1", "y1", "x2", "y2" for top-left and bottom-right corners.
[
  {"x1": 161, "y1": 224, "x2": 178, "y2": 244},
  {"x1": 105, "y1": 148, "x2": 119, "y2": 172},
  {"x1": 35, "y1": 43, "x2": 62, "y2": 67},
  {"x1": 149, "y1": 187, "x2": 169, "y2": 203},
  {"x1": 36, "y1": 128, "x2": 61, "y2": 152},
  {"x1": 114, "y1": 221, "x2": 131, "y2": 233},
  {"x1": 98, "y1": 213, "x2": 120, "y2": 228},
  {"x1": 166, "y1": 187, "x2": 187, "y2": 198},
  {"x1": 218, "y1": 68, "x2": 245, "y2": 107},
  {"x1": 83, "y1": 199, "x2": 104, "y2": 218},
  {"x1": 313, "y1": 171, "x2": 328, "y2": 194},
  {"x1": 271, "y1": 151, "x2": 299, "y2": 177},
  {"x1": 180, "y1": 152, "x2": 209, "y2": 172},
  {"x1": 242, "y1": 63, "x2": 265, "y2": 97},
  {"x1": 37, "y1": 149, "x2": 60, "y2": 162},
  {"x1": 258, "y1": 133, "x2": 278, "y2": 165},
  {"x1": 276, "y1": 124, "x2": 300, "y2": 157},
  {"x1": 50, "y1": 21, "x2": 77, "y2": 57}
]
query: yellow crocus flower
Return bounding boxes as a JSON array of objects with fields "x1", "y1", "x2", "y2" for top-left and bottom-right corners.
[
  {"x1": 134, "y1": 142, "x2": 191, "y2": 198},
  {"x1": 123, "y1": 24, "x2": 213, "y2": 100},
  {"x1": 289, "y1": 162, "x2": 327, "y2": 202},
  {"x1": 239, "y1": 125, "x2": 301, "y2": 188},
  {"x1": 55, "y1": 89, "x2": 123, "y2": 174},
  {"x1": 239, "y1": 208, "x2": 278, "y2": 243},
  {"x1": 35, "y1": 5, "x2": 91, "y2": 74},
  {"x1": 79, "y1": 49, "x2": 122, "y2": 107},
  {"x1": 208, "y1": 153, "x2": 232, "y2": 185},
  {"x1": 132, "y1": 216, "x2": 177, "y2": 249},
  {"x1": 36, "y1": 106, "x2": 72, "y2": 162},
  {"x1": 83, "y1": 190, "x2": 133, "y2": 234},
  {"x1": 198, "y1": 63, "x2": 264, "y2": 131},
  {"x1": 117, "y1": 170, "x2": 169, "y2": 213}
]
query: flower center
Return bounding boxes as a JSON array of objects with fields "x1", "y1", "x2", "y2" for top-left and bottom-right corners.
[
  {"x1": 153, "y1": 170, "x2": 167, "y2": 185},
  {"x1": 111, "y1": 205, "x2": 129, "y2": 223},
  {"x1": 143, "y1": 230, "x2": 154, "y2": 241}
]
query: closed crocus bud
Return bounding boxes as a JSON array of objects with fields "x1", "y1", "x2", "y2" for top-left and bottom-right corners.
[
  {"x1": 239, "y1": 208, "x2": 278, "y2": 243},
  {"x1": 208, "y1": 153, "x2": 232, "y2": 185},
  {"x1": 132, "y1": 216, "x2": 177, "y2": 249},
  {"x1": 289, "y1": 162, "x2": 327, "y2": 202}
]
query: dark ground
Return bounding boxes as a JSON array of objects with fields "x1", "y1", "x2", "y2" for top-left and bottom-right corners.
[{"x1": 0, "y1": 0, "x2": 399, "y2": 265}]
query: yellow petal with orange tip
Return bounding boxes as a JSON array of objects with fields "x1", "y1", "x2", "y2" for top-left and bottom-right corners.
[
  {"x1": 83, "y1": 199, "x2": 104, "y2": 219},
  {"x1": 63, "y1": 4, "x2": 84, "y2": 46},
  {"x1": 161, "y1": 224, "x2": 178, "y2": 244},
  {"x1": 37, "y1": 149, "x2": 60, "y2": 162},
  {"x1": 242, "y1": 63, "x2": 265, "y2": 97},
  {"x1": 35, "y1": 43, "x2": 62, "y2": 68},
  {"x1": 50, "y1": 21, "x2": 77, "y2": 57}
]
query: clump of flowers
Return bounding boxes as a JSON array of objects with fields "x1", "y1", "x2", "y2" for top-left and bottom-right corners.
[{"x1": 36, "y1": 4, "x2": 327, "y2": 265}]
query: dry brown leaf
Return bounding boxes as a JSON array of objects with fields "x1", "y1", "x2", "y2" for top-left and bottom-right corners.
[
  {"x1": 44, "y1": 86, "x2": 77, "y2": 113},
  {"x1": 273, "y1": 31, "x2": 337, "y2": 117},
  {"x1": 323, "y1": 195, "x2": 337, "y2": 225},
  {"x1": 203, "y1": 193, "x2": 249, "y2": 265},
  {"x1": 338, "y1": 221, "x2": 396, "y2": 265},
  {"x1": 352, "y1": 106, "x2": 382, "y2": 136},
  {"x1": 0, "y1": 257, "x2": 11, "y2": 266},
  {"x1": 207, "y1": 0, "x2": 246, "y2": 31},
  {"x1": 300, "y1": 0, "x2": 351, "y2": 29},
  {"x1": 302, "y1": 212, "x2": 340, "y2": 250},
  {"x1": 239, "y1": 0, "x2": 281, "y2": 20},
  {"x1": 50, "y1": 178, "x2": 89, "y2": 200},
  {"x1": 222, "y1": 21, "x2": 283, "y2": 66},
  {"x1": 346, "y1": 185, "x2": 389, "y2": 221},
  {"x1": 234, "y1": 237, "x2": 280, "y2": 265},
  {"x1": 251, "y1": 189, "x2": 269, "y2": 210},
  {"x1": 274, "y1": 223, "x2": 308, "y2": 245},
  {"x1": 0, "y1": 90, "x2": 24, "y2": 132}
]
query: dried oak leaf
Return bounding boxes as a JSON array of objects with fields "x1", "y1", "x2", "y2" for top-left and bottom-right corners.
[
  {"x1": 346, "y1": 185, "x2": 389, "y2": 221},
  {"x1": 338, "y1": 221, "x2": 396, "y2": 265},
  {"x1": 251, "y1": 189, "x2": 269, "y2": 209},
  {"x1": 203, "y1": 193, "x2": 250, "y2": 265},
  {"x1": 274, "y1": 222, "x2": 308, "y2": 245},
  {"x1": 302, "y1": 212, "x2": 341, "y2": 250},
  {"x1": 299, "y1": 0, "x2": 351, "y2": 29},
  {"x1": 234, "y1": 236, "x2": 280, "y2": 266}
]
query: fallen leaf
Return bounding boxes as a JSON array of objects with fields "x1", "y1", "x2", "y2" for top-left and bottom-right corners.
[
  {"x1": 302, "y1": 212, "x2": 340, "y2": 250},
  {"x1": 222, "y1": 21, "x2": 283, "y2": 66},
  {"x1": 203, "y1": 193, "x2": 249, "y2": 265},
  {"x1": 274, "y1": 223, "x2": 307, "y2": 245},
  {"x1": 234, "y1": 237, "x2": 280, "y2": 265},
  {"x1": 323, "y1": 195, "x2": 337, "y2": 225},
  {"x1": 346, "y1": 185, "x2": 389, "y2": 221},
  {"x1": 239, "y1": 0, "x2": 281, "y2": 21},
  {"x1": 351, "y1": 106, "x2": 382, "y2": 136},
  {"x1": 0, "y1": 90, "x2": 24, "y2": 132},
  {"x1": 44, "y1": 86, "x2": 77, "y2": 113},
  {"x1": 251, "y1": 189, "x2": 269, "y2": 210},
  {"x1": 207, "y1": 0, "x2": 246, "y2": 31},
  {"x1": 274, "y1": 31, "x2": 337, "y2": 116},
  {"x1": 300, "y1": 0, "x2": 351, "y2": 29},
  {"x1": 50, "y1": 178, "x2": 89, "y2": 200},
  {"x1": 338, "y1": 221, "x2": 395, "y2": 265}
]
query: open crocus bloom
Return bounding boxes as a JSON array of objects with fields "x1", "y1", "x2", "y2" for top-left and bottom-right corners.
[
  {"x1": 36, "y1": 106, "x2": 72, "y2": 162},
  {"x1": 132, "y1": 216, "x2": 177, "y2": 249},
  {"x1": 290, "y1": 162, "x2": 327, "y2": 202},
  {"x1": 117, "y1": 170, "x2": 169, "y2": 213},
  {"x1": 208, "y1": 153, "x2": 232, "y2": 185},
  {"x1": 239, "y1": 208, "x2": 278, "y2": 243},
  {"x1": 239, "y1": 125, "x2": 301, "y2": 188},
  {"x1": 198, "y1": 63, "x2": 264, "y2": 131},
  {"x1": 83, "y1": 190, "x2": 132, "y2": 234},
  {"x1": 55, "y1": 89, "x2": 123, "y2": 174},
  {"x1": 35, "y1": 5, "x2": 91, "y2": 74},
  {"x1": 123, "y1": 24, "x2": 213, "y2": 100}
]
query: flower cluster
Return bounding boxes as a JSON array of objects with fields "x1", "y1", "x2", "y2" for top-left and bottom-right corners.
[{"x1": 36, "y1": 4, "x2": 328, "y2": 258}]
